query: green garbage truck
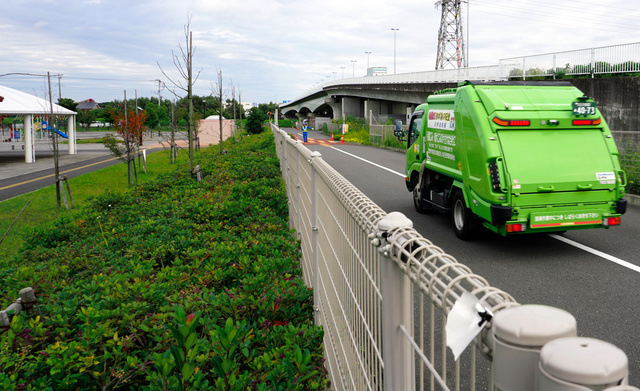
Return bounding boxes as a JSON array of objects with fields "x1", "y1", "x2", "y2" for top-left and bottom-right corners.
[{"x1": 398, "y1": 81, "x2": 627, "y2": 239}]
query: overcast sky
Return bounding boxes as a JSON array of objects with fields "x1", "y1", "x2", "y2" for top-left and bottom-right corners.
[{"x1": 1, "y1": 0, "x2": 638, "y2": 105}]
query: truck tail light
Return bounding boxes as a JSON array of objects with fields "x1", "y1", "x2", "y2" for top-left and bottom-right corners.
[
  {"x1": 489, "y1": 162, "x2": 501, "y2": 191},
  {"x1": 493, "y1": 117, "x2": 530, "y2": 127},
  {"x1": 506, "y1": 223, "x2": 527, "y2": 233},
  {"x1": 603, "y1": 217, "x2": 621, "y2": 227},
  {"x1": 572, "y1": 118, "x2": 601, "y2": 126}
]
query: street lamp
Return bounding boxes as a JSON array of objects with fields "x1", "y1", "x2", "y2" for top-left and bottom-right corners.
[
  {"x1": 391, "y1": 28, "x2": 399, "y2": 74},
  {"x1": 365, "y1": 51, "x2": 372, "y2": 73},
  {"x1": 351, "y1": 60, "x2": 357, "y2": 78},
  {"x1": 202, "y1": 99, "x2": 206, "y2": 119},
  {"x1": 332, "y1": 71, "x2": 337, "y2": 80},
  {"x1": 340, "y1": 66, "x2": 346, "y2": 78}
]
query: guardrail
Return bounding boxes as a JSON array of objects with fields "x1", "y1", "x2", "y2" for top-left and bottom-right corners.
[
  {"x1": 501, "y1": 42, "x2": 640, "y2": 79},
  {"x1": 271, "y1": 122, "x2": 639, "y2": 391}
]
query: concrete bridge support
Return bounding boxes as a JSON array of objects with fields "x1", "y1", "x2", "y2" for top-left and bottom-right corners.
[
  {"x1": 342, "y1": 96, "x2": 363, "y2": 120},
  {"x1": 324, "y1": 97, "x2": 342, "y2": 121}
]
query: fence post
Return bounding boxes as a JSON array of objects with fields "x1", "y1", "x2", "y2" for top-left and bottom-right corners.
[
  {"x1": 373, "y1": 212, "x2": 414, "y2": 391},
  {"x1": 539, "y1": 337, "x2": 630, "y2": 390},
  {"x1": 492, "y1": 305, "x2": 577, "y2": 391},
  {"x1": 309, "y1": 151, "x2": 321, "y2": 325}
]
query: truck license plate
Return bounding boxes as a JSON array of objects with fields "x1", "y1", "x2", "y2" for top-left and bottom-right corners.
[{"x1": 572, "y1": 101, "x2": 596, "y2": 116}]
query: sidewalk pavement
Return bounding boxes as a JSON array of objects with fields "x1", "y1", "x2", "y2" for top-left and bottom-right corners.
[{"x1": 0, "y1": 131, "x2": 176, "y2": 181}]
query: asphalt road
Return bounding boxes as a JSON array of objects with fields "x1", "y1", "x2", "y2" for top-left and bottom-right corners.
[
  {"x1": 0, "y1": 132, "x2": 165, "y2": 201},
  {"x1": 293, "y1": 129, "x2": 640, "y2": 386}
]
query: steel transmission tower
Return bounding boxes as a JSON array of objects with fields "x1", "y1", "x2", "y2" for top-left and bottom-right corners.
[{"x1": 435, "y1": 0, "x2": 466, "y2": 69}]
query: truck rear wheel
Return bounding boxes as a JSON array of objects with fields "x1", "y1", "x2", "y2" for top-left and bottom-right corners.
[{"x1": 452, "y1": 191, "x2": 475, "y2": 240}]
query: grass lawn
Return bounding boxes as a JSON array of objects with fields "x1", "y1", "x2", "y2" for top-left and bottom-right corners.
[{"x1": 0, "y1": 149, "x2": 190, "y2": 261}]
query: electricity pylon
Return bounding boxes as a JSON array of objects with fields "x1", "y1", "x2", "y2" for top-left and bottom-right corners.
[{"x1": 435, "y1": 0, "x2": 467, "y2": 69}]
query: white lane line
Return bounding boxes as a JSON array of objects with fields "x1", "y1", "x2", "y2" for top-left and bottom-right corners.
[
  {"x1": 332, "y1": 147, "x2": 405, "y2": 178},
  {"x1": 330, "y1": 148, "x2": 637, "y2": 273},
  {"x1": 549, "y1": 233, "x2": 640, "y2": 273}
]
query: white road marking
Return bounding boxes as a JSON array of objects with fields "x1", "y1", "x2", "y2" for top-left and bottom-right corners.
[
  {"x1": 332, "y1": 147, "x2": 405, "y2": 178},
  {"x1": 331, "y1": 147, "x2": 635, "y2": 272},
  {"x1": 549, "y1": 234, "x2": 640, "y2": 273}
]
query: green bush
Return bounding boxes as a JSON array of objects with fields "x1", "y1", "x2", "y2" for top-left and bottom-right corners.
[
  {"x1": 0, "y1": 132, "x2": 329, "y2": 390},
  {"x1": 246, "y1": 108, "x2": 266, "y2": 135}
]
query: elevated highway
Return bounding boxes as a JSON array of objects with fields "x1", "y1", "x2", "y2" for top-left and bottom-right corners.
[{"x1": 280, "y1": 42, "x2": 640, "y2": 133}]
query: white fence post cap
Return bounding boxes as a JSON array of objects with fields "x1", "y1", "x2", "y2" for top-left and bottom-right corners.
[
  {"x1": 376, "y1": 212, "x2": 413, "y2": 232},
  {"x1": 493, "y1": 304, "x2": 576, "y2": 347},
  {"x1": 540, "y1": 337, "x2": 628, "y2": 386}
]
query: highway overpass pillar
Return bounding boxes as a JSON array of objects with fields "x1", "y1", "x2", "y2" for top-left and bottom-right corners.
[
  {"x1": 364, "y1": 100, "x2": 381, "y2": 123},
  {"x1": 342, "y1": 96, "x2": 363, "y2": 119}
]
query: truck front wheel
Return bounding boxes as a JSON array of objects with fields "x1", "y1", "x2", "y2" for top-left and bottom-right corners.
[
  {"x1": 413, "y1": 187, "x2": 431, "y2": 214},
  {"x1": 452, "y1": 191, "x2": 475, "y2": 240}
]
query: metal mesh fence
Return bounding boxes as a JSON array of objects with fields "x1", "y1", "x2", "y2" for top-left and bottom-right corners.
[
  {"x1": 272, "y1": 124, "x2": 519, "y2": 390},
  {"x1": 613, "y1": 131, "x2": 640, "y2": 194}
]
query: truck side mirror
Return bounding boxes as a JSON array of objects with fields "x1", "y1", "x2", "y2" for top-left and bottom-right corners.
[{"x1": 394, "y1": 120, "x2": 405, "y2": 140}]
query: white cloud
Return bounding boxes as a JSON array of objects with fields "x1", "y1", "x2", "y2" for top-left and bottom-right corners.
[{"x1": 0, "y1": 0, "x2": 638, "y2": 104}]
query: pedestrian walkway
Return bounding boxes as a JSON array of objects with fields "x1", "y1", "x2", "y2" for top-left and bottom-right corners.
[
  {"x1": 0, "y1": 132, "x2": 177, "y2": 181},
  {"x1": 285, "y1": 128, "x2": 343, "y2": 147}
]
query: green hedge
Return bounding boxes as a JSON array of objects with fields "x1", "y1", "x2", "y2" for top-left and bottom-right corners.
[{"x1": 0, "y1": 133, "x2": 329, "y2": 390}]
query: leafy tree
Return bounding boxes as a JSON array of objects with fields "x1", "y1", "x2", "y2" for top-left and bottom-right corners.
[
  {"x1": 57, "y1": 98, "x2": 77, "y2": 112},
  {"x1": 245, "y1": 107, "x2": 265, "y2": 135},
  {"x1": 144, "y1": 102, "x2": 160, "y2": 128},
  {"x1": 103, "y1": 108, "x2": 148, "y2": 186},
  {"x1": 258, "y1": 102, "x2": 279, "y2": 116},
  {"x1": 77, "y1": 109, "x2": 97, "y2": 130},
  {"x1": 224, "y1": 97, "x2": 244, "y2": 120}
]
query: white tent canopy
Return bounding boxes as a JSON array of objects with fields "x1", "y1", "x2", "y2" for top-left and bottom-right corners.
[
  {"x1": 0, "y1": 84, "x2": 76, "y2": 116},
  {"x1": 0, "y1": 84, "x2": 77, "y2": 163}
]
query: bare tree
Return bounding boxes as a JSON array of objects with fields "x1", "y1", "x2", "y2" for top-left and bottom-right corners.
[
  {"x1": 158, "y1": 14, "x2": 201, "y2": 173},
  {"x1": 211, "y1": 67, "x2": 227, "y2": 154}
]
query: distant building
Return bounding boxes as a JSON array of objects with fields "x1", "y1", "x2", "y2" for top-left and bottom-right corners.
[
  {"x1": 242, "y1": 102, "x2": 258, "y2": 111},
  {"x1": 367, "y1": 67, "x2": 388, "y2": 76},
  {"x1": 76, "y1": 98, "x2": 101, "y2": 110}
]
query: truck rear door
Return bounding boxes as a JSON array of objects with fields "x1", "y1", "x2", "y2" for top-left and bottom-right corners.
[{"x1": 498, "y1": 128, "x2": 618, "y2": 194}]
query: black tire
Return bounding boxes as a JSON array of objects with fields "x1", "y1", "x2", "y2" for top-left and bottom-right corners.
[
  {"x1": 451, "y1": 190, "x2": 475, "y2": 240},
  {"x1": 413, "y1": 187, "x2": 431, "y2": 214}
]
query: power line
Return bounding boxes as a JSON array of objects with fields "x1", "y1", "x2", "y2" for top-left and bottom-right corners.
[{"x1": 470, "y1": 0, "x2": 640, "y2": 33}]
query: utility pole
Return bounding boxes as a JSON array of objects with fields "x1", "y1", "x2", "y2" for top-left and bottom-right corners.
[
  {"x1": 57, "y1": 74, "x2": 62, "y2": 101},
  {"x1": 391, "y1": 28, "x2": 399, "y2": 74},
  {"x1": 157, "y1": 79, "x2": 162, "y2": 105},
  {"x1": 48, "y1": 72, "x2": 60, "y2": 207},
  {"x1": 435, "y1": 0, "x2": 466, "y2": 69}
]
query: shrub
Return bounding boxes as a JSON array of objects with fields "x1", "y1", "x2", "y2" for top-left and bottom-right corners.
[
  {"x1": 0, "y1": 132, "x2": 329, "y2": 390},
  {"x1": 245, "y1": 108, "x2": 266, "y2": 135}
]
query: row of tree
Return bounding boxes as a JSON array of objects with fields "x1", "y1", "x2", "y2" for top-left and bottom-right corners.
[{"x1": 57, "y1": 96, "x2": 280, "y2": 131}]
